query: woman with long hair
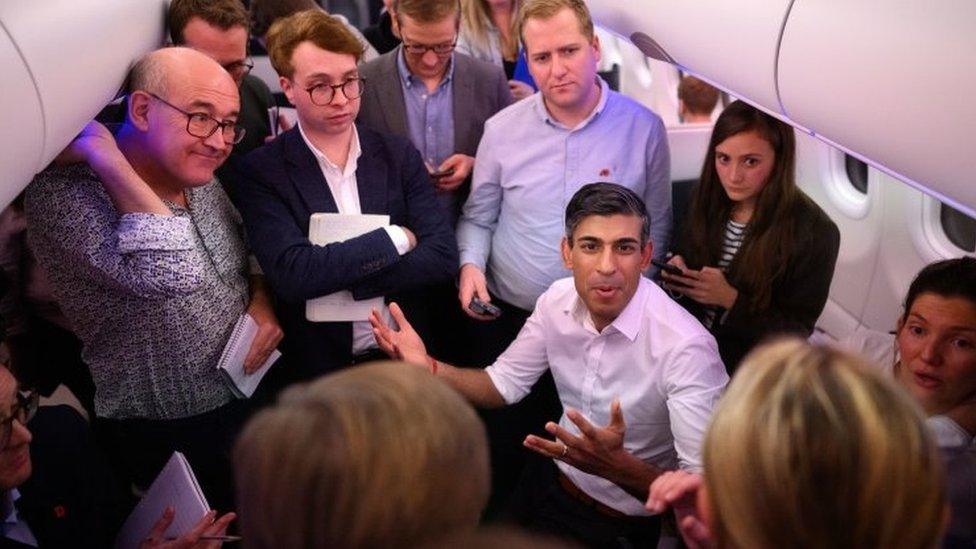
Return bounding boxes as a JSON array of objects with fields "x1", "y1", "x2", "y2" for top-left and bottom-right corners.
[
  {"x1": 457, "y1": 0, "x2": 534, "y2": 99},
  {"x1": 663, "y1": 100, "x2": 840, "y2": 371}
]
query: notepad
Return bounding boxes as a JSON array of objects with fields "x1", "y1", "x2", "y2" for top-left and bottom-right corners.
[
  {"x1": 217, "y1": 313, "x2": 281, "y2": 399},
  {"x1": 114, "y1": 452, "x2": 209, "y2": 549},
  {"x1": 306, "y1": 213, "x2": 390, "y2": 322}
]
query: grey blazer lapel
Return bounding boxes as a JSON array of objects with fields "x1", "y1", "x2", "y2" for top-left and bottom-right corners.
[
  {"x1": 452, "y1": 55, "x2": 479, "y2": 155},
  {"x1": 376, "y1": 51, "x2": 410, "y2": 137}
]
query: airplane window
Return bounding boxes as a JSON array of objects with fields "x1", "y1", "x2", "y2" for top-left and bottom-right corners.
[
  {"x1": 940, "y1": 204, "x2": 976, "y2": 252},
  {"x1": 844, "y1": 155, "x2": 869, "y2": 195}
]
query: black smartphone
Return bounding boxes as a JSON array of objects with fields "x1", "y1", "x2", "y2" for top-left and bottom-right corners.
[
  {"x1": 651, "y1": 258, "x2": 684, "y2": 276},
  {"x1": 468, "y1": 297, "x2": 502, "y2": 317},
  {"x1": 430, "y1": 167, "x2": 456, "y2": 179}
]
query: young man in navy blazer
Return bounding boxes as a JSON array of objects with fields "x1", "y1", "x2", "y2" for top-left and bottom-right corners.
[{"x1": 232, "y1": 10, "x2": 457, "y2": 389}]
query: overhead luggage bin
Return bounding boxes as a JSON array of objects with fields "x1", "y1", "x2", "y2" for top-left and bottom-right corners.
[
  {"x1": 587, "y1": 0, "x2": 792, "y2": 118},
  {"x1": 0, "y1": 0, "x2": 167, "y2": 209},
  {"x1": 778, "y1": 0, "x2": 976, "y2": 217}
]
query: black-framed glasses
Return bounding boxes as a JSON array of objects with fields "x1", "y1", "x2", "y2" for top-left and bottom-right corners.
[
  {"x1": 222, "y1": 57, "x2": 255, "y2": 80},
  {"x1": 1, "y1": 389, "x2": 38, "y2": 449},
  {"x1": 304, "y1": 77, "x2": 366, "y2": 106},
  {"x1": 148, "y1": 93, "x2": 246, "y2": 145},
  {"x1": 401, "y1": 34, "x2": 458, "y2": 56}
]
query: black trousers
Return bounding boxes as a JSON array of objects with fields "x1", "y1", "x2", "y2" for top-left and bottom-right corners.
[
  {"x1": 94, "y1": 398, "x2": 254, "y2": 512},
  {"x1": 508, "y1": 456, "x2": 661, "y2": 549},
  {"x1": 466, "y1": 296, "x2": 563, "y2": 521}
]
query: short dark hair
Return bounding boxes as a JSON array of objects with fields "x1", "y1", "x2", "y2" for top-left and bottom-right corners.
[
  {"x1": 168, "y1": 0, "x2": 251, "y2": 45},
  {"x1": 564, "y1": 183, "x2": 650, "y2": 246},
  {"x1": 250, "y1": 0, "x2": 318, "y2": 39},
  {"x1": 678, "y1": 75, "x2": 719, "y2": 116},
  {"x1": 902, "y1": 257, "x2": 976, "y2": 321}
]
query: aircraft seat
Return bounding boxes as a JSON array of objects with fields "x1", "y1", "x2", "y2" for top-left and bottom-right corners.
[{"x1": 666, "y1": 124, "x2": 712, "y2": 248}]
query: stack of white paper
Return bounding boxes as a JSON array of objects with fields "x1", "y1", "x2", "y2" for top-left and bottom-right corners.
[{"x1": 306, "y1": 213, "x2": 390, "y2": 322}]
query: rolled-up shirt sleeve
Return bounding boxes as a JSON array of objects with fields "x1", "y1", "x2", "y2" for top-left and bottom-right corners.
[
  {"x1": 26, "y1": 166, "x2": 207, "y2": 299},
  {"x1": 663, "y1": 334, "x2": 728, "y2": 472},
  {"x1": 485, "y1": 303, "x2": 550, "y2": 404}
]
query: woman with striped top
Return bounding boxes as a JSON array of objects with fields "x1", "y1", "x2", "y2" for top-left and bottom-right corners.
[{"x1": 662, "y1": 100, "x2": 840, "y2": 372}]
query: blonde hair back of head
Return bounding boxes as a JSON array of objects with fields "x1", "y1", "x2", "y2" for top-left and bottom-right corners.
[
  {"x1": 704, "y1": 338, "x2": 946, "y2": 549},
  {"x1": 234, "y1": 361, "x2": 490, "y2": 549}
]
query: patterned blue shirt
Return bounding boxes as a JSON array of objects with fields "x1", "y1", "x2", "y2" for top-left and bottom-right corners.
[{"x1": 26, "y1": 165, "x2": 248, "y2": 420}]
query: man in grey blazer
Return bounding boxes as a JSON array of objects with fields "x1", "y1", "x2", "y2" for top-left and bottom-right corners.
[{"x1": 357, "y1": 0, "x2": 513, "y2": 227}]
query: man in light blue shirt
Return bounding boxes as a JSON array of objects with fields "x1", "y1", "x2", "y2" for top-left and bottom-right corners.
[{"x1": 456, "y1": 0, "x2": 671, "y2": 320}]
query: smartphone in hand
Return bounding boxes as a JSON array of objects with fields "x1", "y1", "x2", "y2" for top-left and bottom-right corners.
[
  {"x1": 430, "y1": 167, "x2": 456, "y2": 179},
  {"x1": 651, "y1": 258, "x2": 684, "y2": 276},
  {"x1": 468, "y1": 297, "x2": 502, "y2": 318}
]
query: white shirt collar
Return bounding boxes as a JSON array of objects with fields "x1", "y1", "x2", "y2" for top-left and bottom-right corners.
[
  {"x1": 297, "y1": 121, "x2": 362, "y2": 179},
  {"x1": 566, "y1": 276, "x2": 647, "y2": 342},
  {"x1": 533, "y1": 77, "x2": 610, "y2": 130}
]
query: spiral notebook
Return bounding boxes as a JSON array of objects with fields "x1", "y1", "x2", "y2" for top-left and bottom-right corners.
[
  {"x1": 217, "y1": 313, "x2": 281, "y2": 398},
  {"x1": 114, "y1": 452, "x2": 209, "y2": 548}
]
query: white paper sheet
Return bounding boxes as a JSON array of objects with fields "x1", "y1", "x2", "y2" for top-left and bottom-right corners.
[
  {"x1": 114, "y1": 452, "x2": 209, "y2": 549},
  {"x1": 306, "y1": 213, "x2": 390, "y2": 322}
]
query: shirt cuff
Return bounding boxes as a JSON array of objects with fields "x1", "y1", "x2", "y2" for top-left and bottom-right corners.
[
  {"x1": 383, "y1": 225, "x2": 411, "y2": 255},
  {"x1": 459, "y1": 250, "x2": 487, "y2": 272},
  {"x1": 117, "y1": 213, "x2": 195, "y2": 253}
]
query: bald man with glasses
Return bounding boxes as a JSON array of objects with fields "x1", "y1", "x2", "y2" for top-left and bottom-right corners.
[{"x1": 26, "y1": 47, "x2": 281, "y2": 512}]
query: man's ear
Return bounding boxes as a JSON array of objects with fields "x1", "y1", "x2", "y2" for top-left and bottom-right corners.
[
  {"x1": 561, "y1": 236, "x2": 573, "y2": 270},
  {"x1": 640, "y1": 241, "x2": 653, "y2": 270},
  {"x1": 280, "y1": 76, "x2": 296, "y2": 106},
  {"x1": 128, "y1": 90, "x2": 152, "y2": 131},
  {"x1": 390, "y1": 9, "x2": 402, "y2": 39},
  {"x1": 591, "y1": 32, "x2": 601, "y2": 64}
]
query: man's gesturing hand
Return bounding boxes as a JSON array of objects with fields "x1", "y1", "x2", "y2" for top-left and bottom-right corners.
[{"x1": 370, "y1": 302, "x2": 430, "y2": 369}]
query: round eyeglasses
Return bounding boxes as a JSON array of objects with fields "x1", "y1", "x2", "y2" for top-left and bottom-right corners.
[
  {"x1": 148, "y1": 93, "x2": 246, "y2": 145},
  {"x1": 0, "y1": 389, "x2": 38, "y2": 450},
  {"x1": 305, "y1": 77, "x2": 366, "y2": 106}
]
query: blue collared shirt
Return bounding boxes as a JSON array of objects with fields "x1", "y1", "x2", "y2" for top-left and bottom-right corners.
[
  {"x1": 396, "y1": 48, "x2": 456, "y2": 171},
  {"x1": 457, "y1": 79, "x2": 672, "y2": 311}
]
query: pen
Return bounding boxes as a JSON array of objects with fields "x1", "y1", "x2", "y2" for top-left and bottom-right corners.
[{"x1": 163, "y1": 535, "x2": 242, "y2": 542}]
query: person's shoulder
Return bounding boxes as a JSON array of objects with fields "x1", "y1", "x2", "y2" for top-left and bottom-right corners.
[
  {"x1": 536, "y1": 277, "x2": 578, "y2": 310},
  {"x1": 360, "y1": 49, "x2": 397, "y2": 76},
  {"x1": 794, "y1": 192, "x2": 840, "y2": 242},
  {"x1": 241, "y1": 73, "x2": 271, "y2": 96},
  {"x1": 606, "y1": 90, "x2": 664, "y2": 127},
  {"x1": 244, "y1": 126, "x2": 294, "y2": 165},
  {"x1": 358, "y1": 124, "x2": 415, "y2": 159},
  {"x1": 484, "y1": 96, "x2": 537, "y2": 132},
  {"x1": 27, "y1": 164, "x2": 106, "y2": 211},
  {"x1": 456, "y1": 52, "x2": 504, "y2": 78},
  {"x1": 641, "y1": 278, "x2": 715, "y2": 343}
]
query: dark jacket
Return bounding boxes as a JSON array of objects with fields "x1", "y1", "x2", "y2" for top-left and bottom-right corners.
[
  {"x1": 231, "y1": 125, "x2": 458, "y2": 382},
  {"x1": 15, "y1": 406, "x2": 131, "y2": 549},
  {"x1": 672, "y1": 193, "x2": 840, "y2": 370}
]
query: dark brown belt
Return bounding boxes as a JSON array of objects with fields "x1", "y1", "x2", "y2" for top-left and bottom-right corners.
[{"x1": 557, "y1": 470, "x2": 632, "y2": 520}]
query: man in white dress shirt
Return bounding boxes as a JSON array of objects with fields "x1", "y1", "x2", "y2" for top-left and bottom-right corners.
[{"x1": 371, "y1": 182, "x2": 728, "y2": 546}]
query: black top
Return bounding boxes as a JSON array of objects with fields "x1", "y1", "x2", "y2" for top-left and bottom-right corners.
[
  {"x1": 671, "y1": 192, "x2": 841, "y2": 371},
  {"x1": 362, "y1": 12, "x2": 400, "y2": 55}
]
